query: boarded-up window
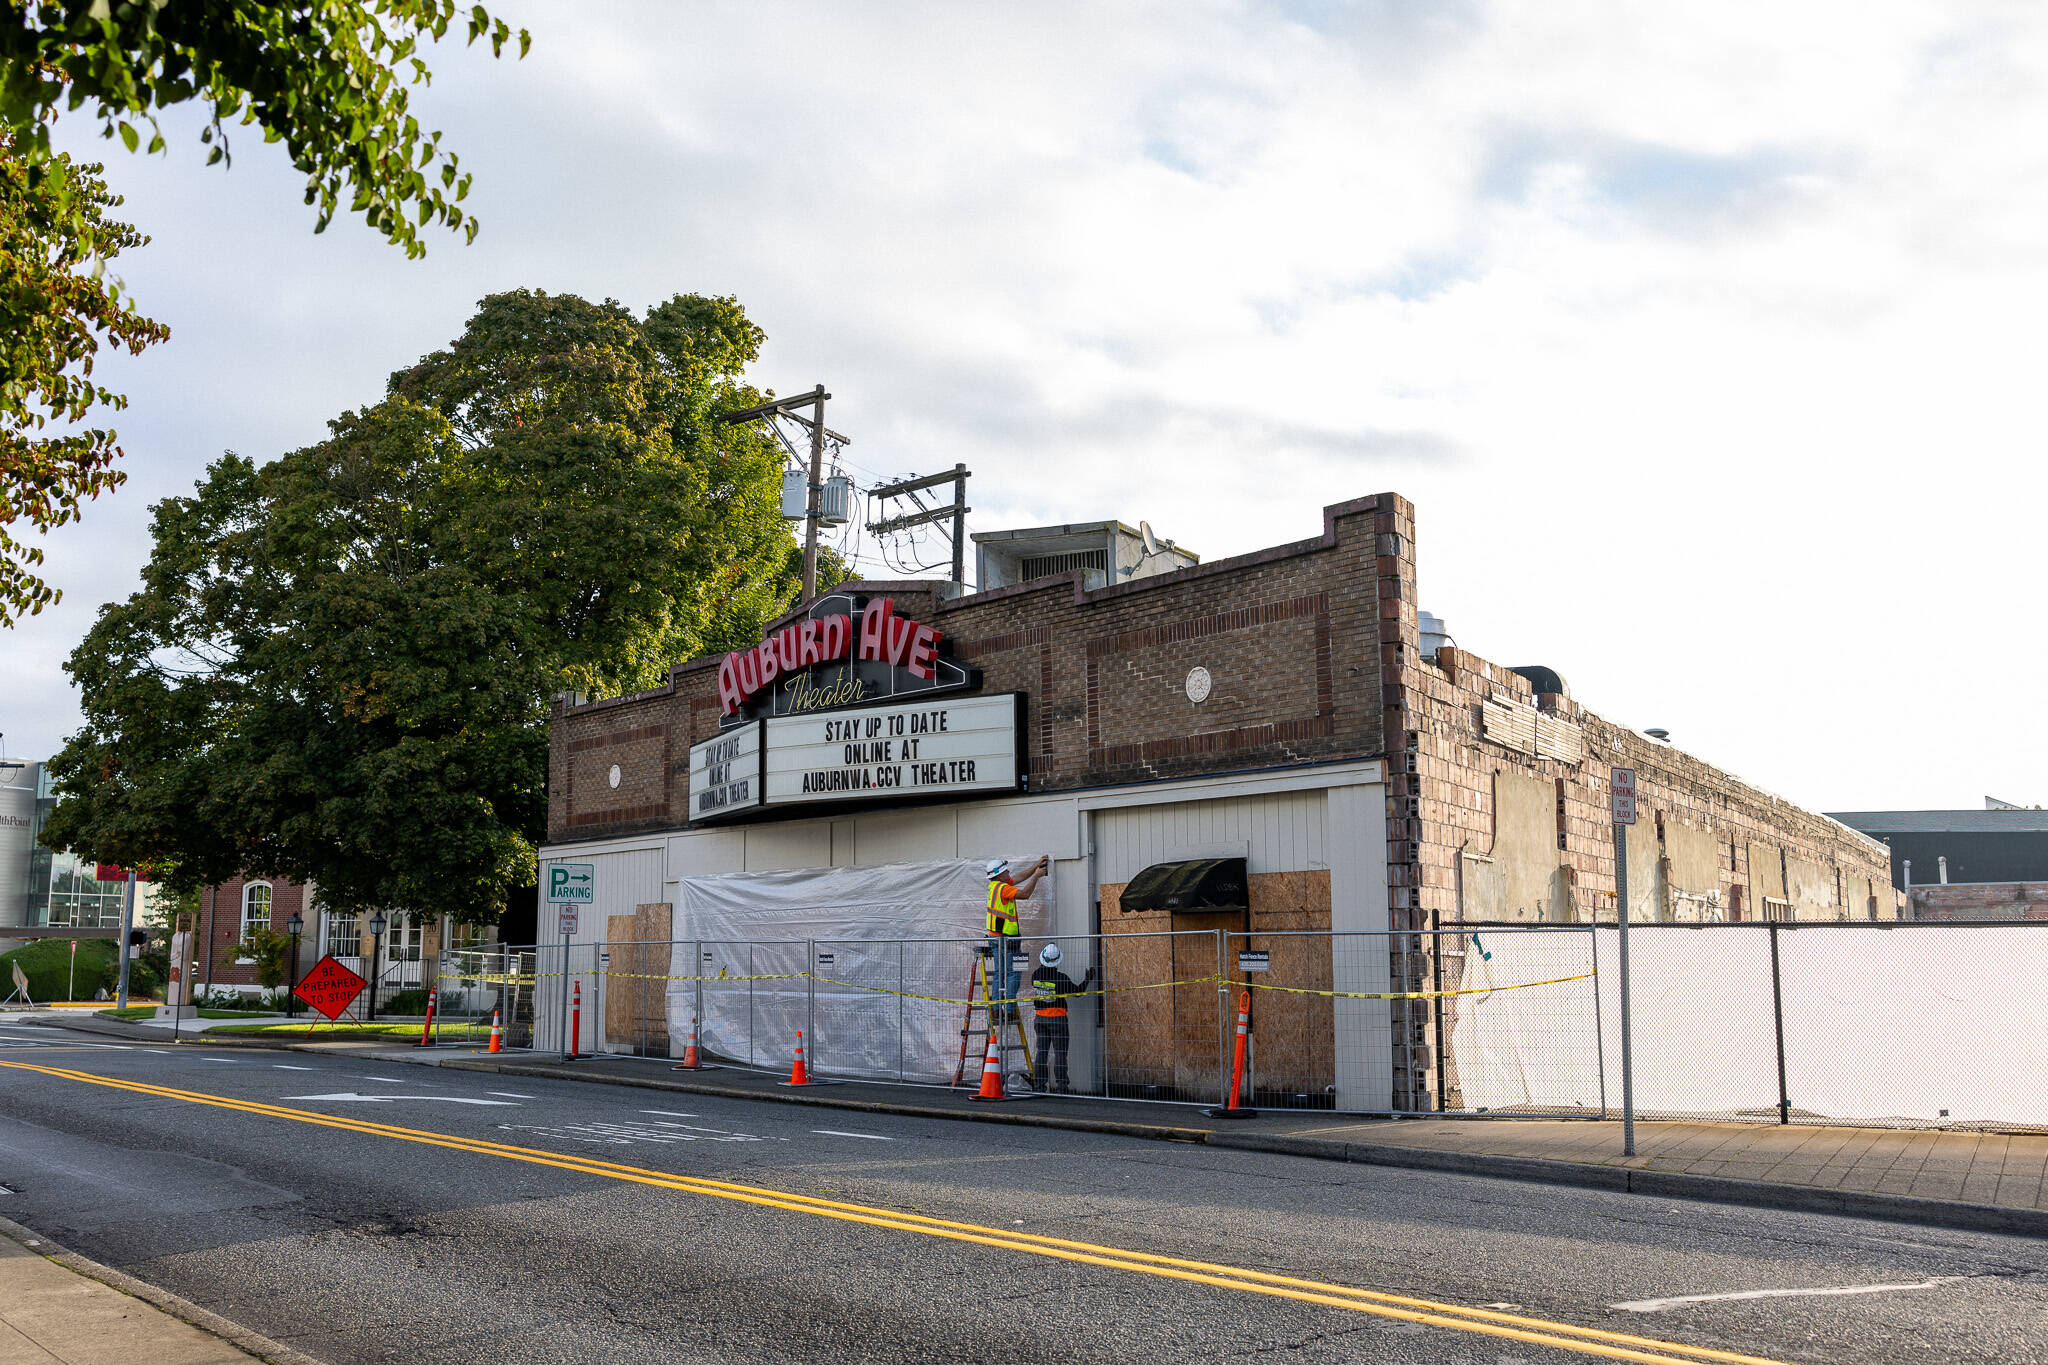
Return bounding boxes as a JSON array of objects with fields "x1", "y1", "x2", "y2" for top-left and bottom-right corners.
[{"x1": 1481, "y1": 694, "x2": 1584, "y2": 764}]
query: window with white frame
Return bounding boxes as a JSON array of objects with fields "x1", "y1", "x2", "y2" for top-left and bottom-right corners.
[
  {"x1": 324, "y1": 911, "x2": 360, "y2": 959},
  {"x1": 241, "y1": 882, "x2": 272, "y2": 938}
]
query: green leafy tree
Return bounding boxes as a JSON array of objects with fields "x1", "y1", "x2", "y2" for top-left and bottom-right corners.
[
  {"x1": 0, "y1": 138, "x2": 168, "y2": 621},
  {"x1": 0, "y1": 2, "x2": 528, "y2": 623},
  {"x1": 224, "y1": 926, "x2": 293, "y2": 991},
  {"x1": 0, "y1": 1, "x2": 527, "y2": 254},
  {"x1": 43, "y1": 289, "x2": 802, "y2": 924}
]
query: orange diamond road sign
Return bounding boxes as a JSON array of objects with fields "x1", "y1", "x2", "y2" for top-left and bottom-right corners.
[{"x1": 294, "y1": 955, "x2": 368, "y2": 1021}]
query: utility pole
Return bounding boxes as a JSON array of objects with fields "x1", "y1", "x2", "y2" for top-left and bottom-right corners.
[
  {"x1": 804, "y1": 384, "x2": 824, "y2": 601},
  {"x1": 867, "y1": 465, "x2": 973, "y2": 587},
  {"x1": 114, "y1": 869, "x2": 137, "y2": 1010},
  {"x1": 719, "y1": 385, "x2": 840, "y2": 603}
]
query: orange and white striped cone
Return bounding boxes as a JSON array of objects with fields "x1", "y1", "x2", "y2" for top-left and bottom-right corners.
[
  {"x1": 970, "y1": 1034, "x2": 1005, "y2": 1101},
  {"x1": 417, "y1": 991, "x2": 436, "y2": 1048},
  {"x1": 486, "y1": 1009, "x2": 503, "y2": 1053},
  {"x1": 784, "y1": 1030, "x2": 811, "y2": 1086},
  {"x1": 673, "y1": 1017, "x2": 701, "y2": 1071}
]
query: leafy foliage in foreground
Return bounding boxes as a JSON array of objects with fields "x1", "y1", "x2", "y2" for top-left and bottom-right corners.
[
  {"x1": 0, "y1": 140, "x2": 167, "y2": 622},
  {"x1": 0, "y1": 2, "x2": 528, "y2": 621}
]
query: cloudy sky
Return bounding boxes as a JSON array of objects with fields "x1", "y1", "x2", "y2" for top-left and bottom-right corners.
[{"x1": 3, "y1": 2, "x2": 2042, "y2": 812}]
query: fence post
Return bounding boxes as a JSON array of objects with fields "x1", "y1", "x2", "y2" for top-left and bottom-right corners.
[
  {"x1": 898, "y1": 939, "x2": 907, "y2": 1082},
  {"x1": 693, "y1": 940, "x2": 704, "y2": 1062},
  {"x1": 1591, "y1": 925, "x2": 1608, "y2": 1119},
  {"x1": 1216, "y1": 929, "x2": 1230, "y2": 1107},
  {"x1": 807, "y1": 938, "x2": 818, "y2": 1074},
  {"x1": 1769, "y1": 921, "x2": 1791, "y2": 1125},
  {"x1": 1431, "y1": 917, "x2": 1447, "y2": 1113},
  {"x1": 747, "y1": 943, "x2": 756, "y2": 1068}
]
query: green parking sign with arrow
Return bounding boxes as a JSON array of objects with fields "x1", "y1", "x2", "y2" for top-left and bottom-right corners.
[{"x1": 546, "y1": 863, "x2": 594, "y2": 904}]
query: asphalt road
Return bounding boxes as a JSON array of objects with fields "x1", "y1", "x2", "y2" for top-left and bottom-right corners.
[{"x1": 3, "y1": 1020, "x2": 2046, "y2": 1364}]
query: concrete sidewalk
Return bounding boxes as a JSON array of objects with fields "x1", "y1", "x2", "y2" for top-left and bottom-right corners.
[{"x1": 0, "y1": 1218, "x2": 310, "y2": 1365}]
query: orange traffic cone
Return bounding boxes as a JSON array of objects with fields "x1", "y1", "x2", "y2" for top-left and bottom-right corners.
[
  {"x1": 487, "y1": 1009, "x2": 503, "y2": 1053},
  {"x1": 673, "y1": 1017, "x2": 701, "y2": 1071},
  {"x1": 784, "y1": 1030, "x2": 811, "y2": 1086},
  {"x1": 417, "y1": 991, "x2": 436, "y2": 1048},
  {"x1": 970, "y1": 1034, "x2": 1005, "y2": 1101}
]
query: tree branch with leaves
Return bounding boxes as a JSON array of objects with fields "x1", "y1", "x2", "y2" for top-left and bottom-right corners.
[{"x1": 0, "y1": 1, "x2": 530, "y2": 624}]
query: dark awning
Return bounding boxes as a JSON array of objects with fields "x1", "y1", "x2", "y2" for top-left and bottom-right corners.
[{"x1": 1118, "y1": 857, "x2": 1249, "y2": 914}]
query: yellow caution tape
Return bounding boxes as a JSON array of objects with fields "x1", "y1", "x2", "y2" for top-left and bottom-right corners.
[
  {"x1": 807, "y1": 973, "x2": 1227, "y2": 1010},
  {"x1": 447, "y1": 968, "x2": 1594, "y2": 1006},
  {"x1": 1242, "y1": 970, "x2": 1595, "y2": 1002}
]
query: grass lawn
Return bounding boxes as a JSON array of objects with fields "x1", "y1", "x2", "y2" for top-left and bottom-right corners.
[
  {"x1": 207, "y1": 1020, "x2": 493, "y2": 1041},
  {"x1": 97, "y1": 1005, "x2": 159, "y2": 1020}
]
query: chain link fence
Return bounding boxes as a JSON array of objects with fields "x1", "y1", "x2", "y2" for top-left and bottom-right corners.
[{"x1": 467, "y1": 921, "x2": 2048, "y2": 1131}]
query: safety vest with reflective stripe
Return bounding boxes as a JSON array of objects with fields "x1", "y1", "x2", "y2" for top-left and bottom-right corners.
[{"x1": 986, "y1": 881, "x2": 1018, "y2": 937}]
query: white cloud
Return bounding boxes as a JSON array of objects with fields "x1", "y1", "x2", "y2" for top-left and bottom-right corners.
[{"x1": 5, "y1": 1, "x2": 2045, "y2": 810}]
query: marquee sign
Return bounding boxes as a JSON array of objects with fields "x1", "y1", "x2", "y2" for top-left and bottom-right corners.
[
  {"x1": 686, "y1": 694, "x2": 1024, "y2": 823},
  {"x1": 715, "y1": 592, "x2": 978, "y2": 728}
]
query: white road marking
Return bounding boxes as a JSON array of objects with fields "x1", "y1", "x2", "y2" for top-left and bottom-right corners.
[
  {"x1": 812, "y1": 1130, "x2": 894, "y2": 1141},
  {"x1": 143, "y1": 1049, "x2": 172, "y2": 1055},
  {"x1": 200, "y1": 1056, "x2": 244, "y2": 1063},
  {"x1": 273, "y1": 1065, "x2": 315, "y2": 1071},
  {"x1": 284, "y1": 1092, "x2": 519, "y2": 1106},
  {"x1": 358, "y1": 1075, "x2": 412, "y2": 1082},
  {"x1": 503, "y1": 1118, "x2": 784, "y2": 1146},
  {"x1": 639, "y1": 1109, "x2": 698, "y2": 1118},
  {"x1": 488, "y1": 1091, "x2": 537, "y2": 1099},
  {"x1": 1611, "y1": 1277, "x2": 1968, "y2": 1313}
]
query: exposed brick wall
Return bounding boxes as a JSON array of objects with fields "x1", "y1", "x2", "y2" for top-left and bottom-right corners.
[
  {"x1": 197, "y1": 875, "x2": 308, "y2": 992},
  {"x1": 1397, "y1": 644, "x2": 1894, "y2": 929},
  {"x1": 548, "y1": 495, "x2": 1395, "y2": 842},
  {"x1": 1911, "y1": 883, "x2": 2048, "y2": 920}
]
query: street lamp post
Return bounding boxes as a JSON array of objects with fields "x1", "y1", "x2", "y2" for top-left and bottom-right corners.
[
  {"x1": 367, "y1": 911, "x2": 387, "y2": 1022},
  {"x1": 285, "y1": 912, "x2": 303, "y2": 1018}
]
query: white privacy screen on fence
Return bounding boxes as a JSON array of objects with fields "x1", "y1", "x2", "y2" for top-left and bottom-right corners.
[
  {"x1": 668, "y1": 858, "x2": 1048, "y2": 1082},
  {"x1": 1451, "y1": 924, "x2": 2048, "y2": 1128}
]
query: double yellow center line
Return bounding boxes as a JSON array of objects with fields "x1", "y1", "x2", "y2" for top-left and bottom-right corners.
[{"x1": 0, "y1": 1058, "x2": 1789, "y2": 1365}]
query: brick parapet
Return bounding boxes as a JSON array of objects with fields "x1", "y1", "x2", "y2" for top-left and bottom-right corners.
[{"x1": 548, "y1": 494, "x2": 1402, "y2": 844}]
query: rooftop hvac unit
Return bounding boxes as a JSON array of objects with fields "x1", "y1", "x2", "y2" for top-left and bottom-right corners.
[{"x1": 779, "y1": 472, "x2": 855, "y2": 526}]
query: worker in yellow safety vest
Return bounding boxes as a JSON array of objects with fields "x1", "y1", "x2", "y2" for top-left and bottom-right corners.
[{"x1": 985, "y1": 855, "x2": 1048, "y2": 1020}]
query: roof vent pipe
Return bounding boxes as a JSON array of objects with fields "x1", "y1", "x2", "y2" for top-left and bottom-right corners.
[
  {"x1": 1938, "y1": 855, "x2": 1948, "y2": 885},
  {"x1": 1418, "y1": 611, "x2": 1451, "y2": 661},
  {"x1": 1645, "y1": 728, "x2": 1670, "y2": 742}
]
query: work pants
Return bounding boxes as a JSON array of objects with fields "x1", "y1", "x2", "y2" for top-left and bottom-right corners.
[
  {"x1": 1033, "y1": 1013, "x2": 1071, "y2": 1091},
  {"x1": 986, "y1": 937, "x2": 1020, "y2": 1017}
]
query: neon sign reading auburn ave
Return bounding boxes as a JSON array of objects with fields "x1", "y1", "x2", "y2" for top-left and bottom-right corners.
[{"x1": 717, "y1": 596, "x2": 943, "y2": 716}]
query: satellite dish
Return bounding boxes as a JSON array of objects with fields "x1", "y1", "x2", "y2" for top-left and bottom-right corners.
[{"x1": 1139, "y1": 521, "x2": 1159, "y2": 556}]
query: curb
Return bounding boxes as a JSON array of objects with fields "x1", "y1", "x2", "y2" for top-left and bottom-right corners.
[
  {"x1": 0, "y1": 1214, "x2": 325, "y2": 1365},
  {"x1": 23, "y1": 1019, "x2": 2048, "y2": 1241}
]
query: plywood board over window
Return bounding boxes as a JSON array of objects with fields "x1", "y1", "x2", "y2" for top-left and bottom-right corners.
[
  {"x1": 1100, "y1": 870, "x2": 1332, "y2": 1101},
  {"x1": 607, "y1": 902, "x2": 674, "y2": 1056}
]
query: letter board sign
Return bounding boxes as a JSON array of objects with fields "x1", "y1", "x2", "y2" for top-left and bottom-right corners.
[
  {"x1": 688, "y1": 721, "x2": 764, "y2": 820},
  {"x1": 762, "y1": 693, "x2": 1023, "y2": 809}
]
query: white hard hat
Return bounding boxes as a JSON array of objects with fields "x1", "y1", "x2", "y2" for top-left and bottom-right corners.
[
  {"x1": 986, "y1": 859, "x2": 1010, "y2": 878},
  {"x1": 1039, "y1": 942, "x2": 1063, "y2": 968}
]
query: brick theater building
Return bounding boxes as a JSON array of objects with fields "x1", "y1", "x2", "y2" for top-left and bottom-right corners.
[{"x1": 543, "y1": 493, "x2": 1895, "y2": 1110}]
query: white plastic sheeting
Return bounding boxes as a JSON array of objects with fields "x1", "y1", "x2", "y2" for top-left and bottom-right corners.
[
  {"x1": 666, "y1": 857, "x2": 1048, "y2": 1082},
  {"x1": 1451, "y1": 924, "x2": 2048, "y2": 1127}
]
